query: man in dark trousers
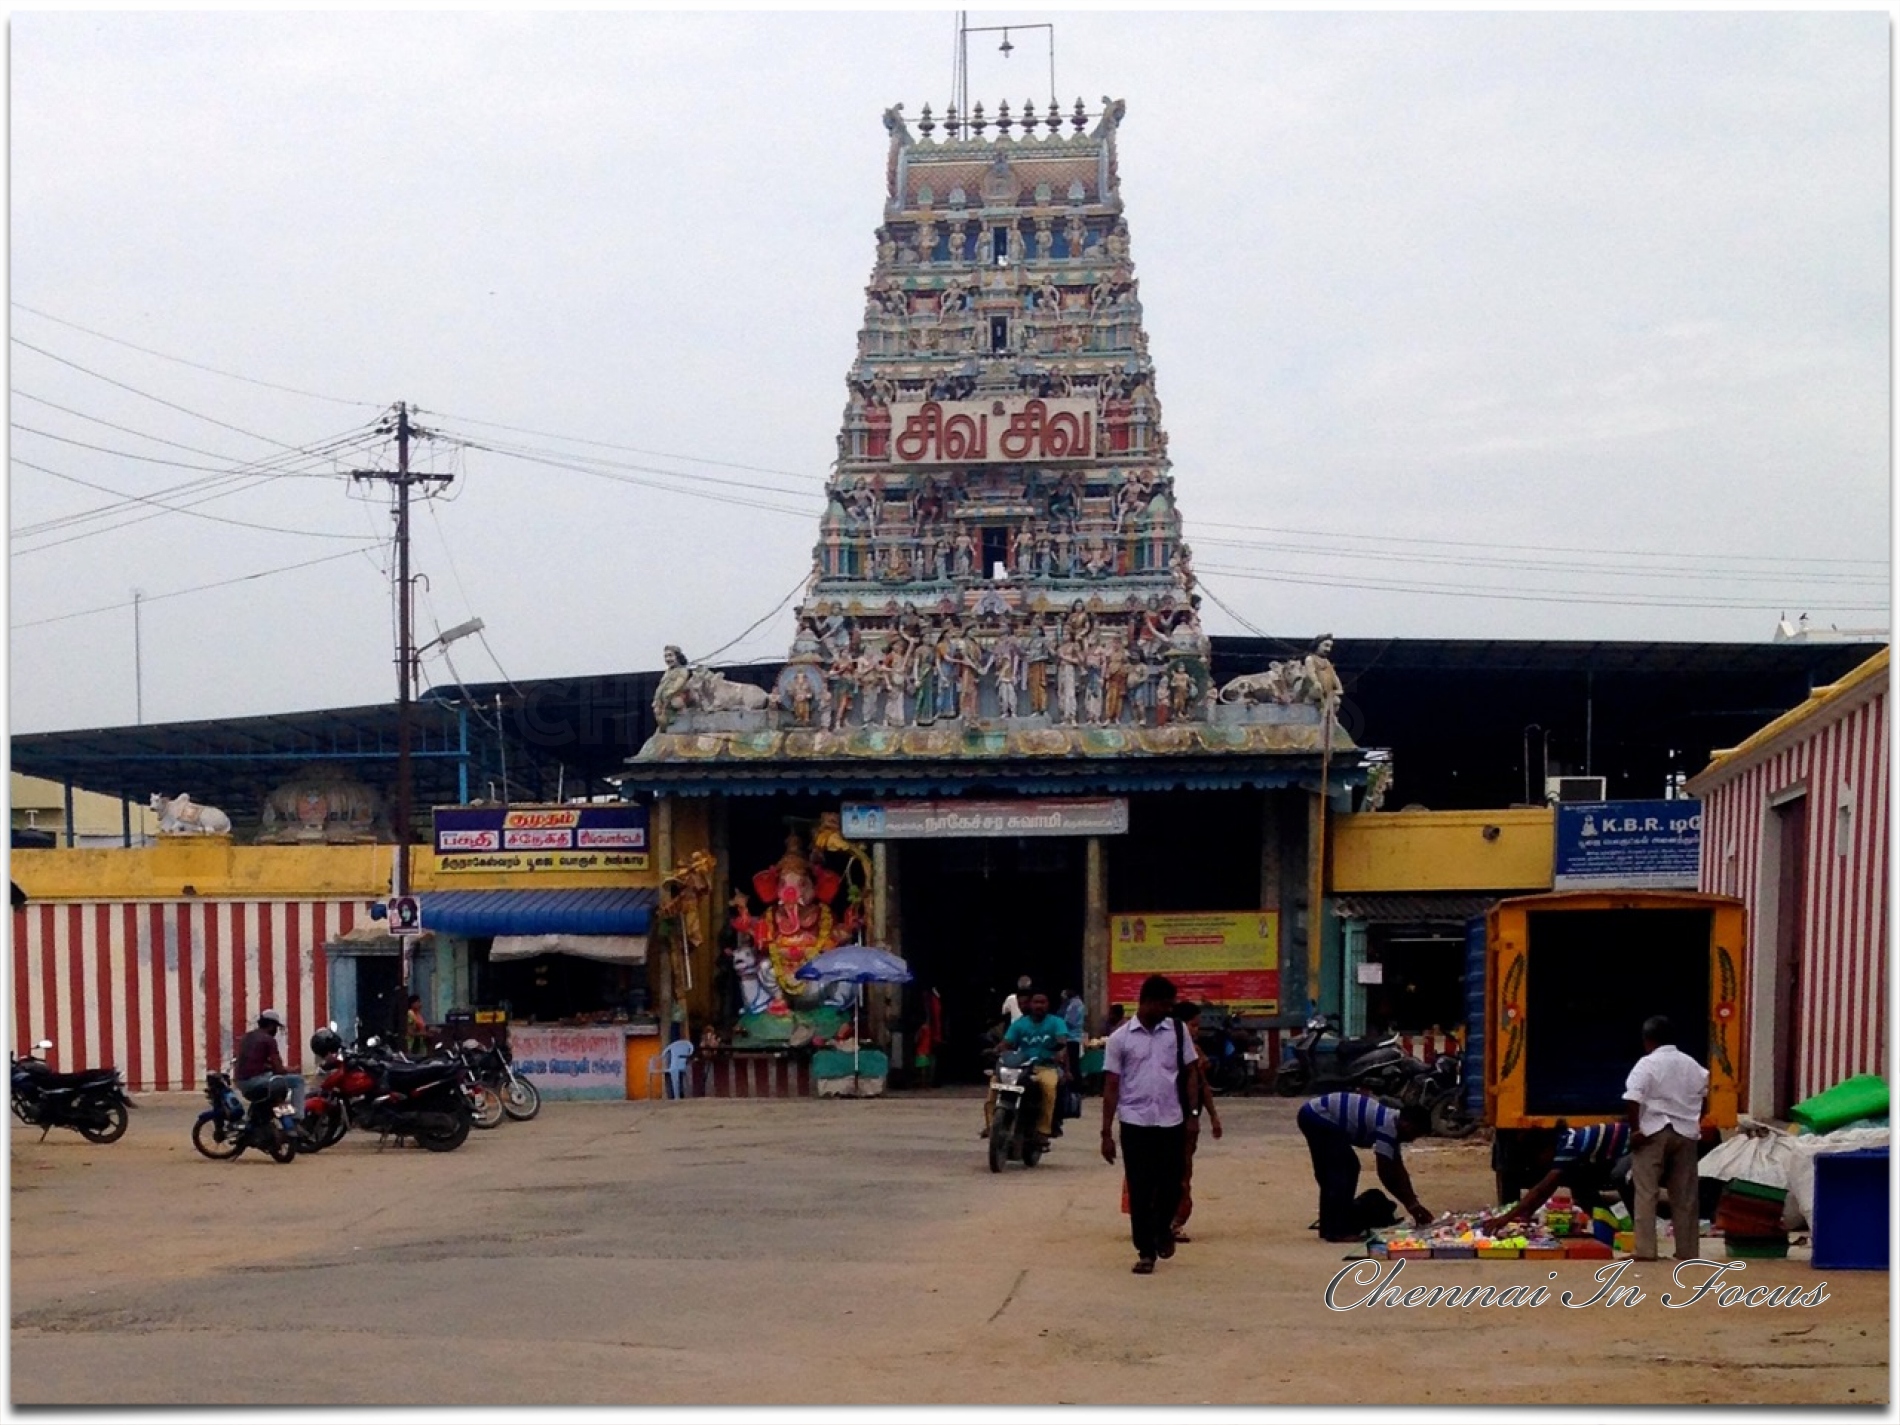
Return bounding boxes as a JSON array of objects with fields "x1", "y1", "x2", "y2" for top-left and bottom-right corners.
[
  {"x1": 1299, "y1": 1090, "x2": 1431, "y2": 1242},
  {"x1": 1100, "y1": 975, "x2": 1197, "y2": 1275},
  {"x1": 235, "y1": 1008, "x2": 307, "y2": 1125}
]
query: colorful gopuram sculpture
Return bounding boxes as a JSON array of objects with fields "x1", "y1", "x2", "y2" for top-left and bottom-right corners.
[{"x1": 637, "y1": 97, "x2": 1351, "y2": 763}]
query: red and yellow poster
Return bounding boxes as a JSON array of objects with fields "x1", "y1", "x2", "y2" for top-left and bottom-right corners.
[{"x1": 1108, "y1": 912, "x2": 1279, "y2": 1012}]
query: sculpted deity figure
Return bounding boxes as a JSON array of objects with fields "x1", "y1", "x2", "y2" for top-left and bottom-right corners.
[
  {"x1": 1112, "y1": 469, "x2": 1152, "y2": 534},
  {"x1": 910, "y1": 625, "x2": 939, "y2": 724},
  {"x1": 844, "y1": 475, "x2": 882, "y2": 527},
  {"x1": 827, "y1": 651, "x2": 859, "y2": 730},
  {"x1": 1055, "y1": 637, "x2": 1085, "y2": 725},
  {"x1": 1166, "y1": 663, "x2": 1196, "y2": 724},
  {"x1": 1038, "y1": 278, "x2": 1063, "y2": 313},
  {"x1": 992, "y1": 626, "x2": 1025, "y2": 718},
  {"x1": 881, "y1": 644, "x2": 910, "y2": 727},
  {"x1": 1064, "y1": 599, "x2": 1094, "y2": 646},
  {"x1": 1065, "y1": 215, "x2": 1089, "y2": 259},
  {"x1": 1083, "y1": 639, "x2": 1107, "y2": 724},
  {"x1": 1104, "y1": 640, "x2": 1131, "y2": 724},
  {"x1": 1011, "y1": 527, "x2": 1035, "y2": 577},
  {"x1": 1127, "y1": 652, "x2": 1156, "y2": 726},
  {"x1": 940, "y1": 277, "x2": 967, "y2": 316},
  {"x1": 1089, "y1": 275, "x2": 1118, "y2": 310},
  {"x1": 1300, "y1": 635, "x2": 1344, "y2": 715},
  {"x1": 877, "y1": 228, "x2": 897, "y2": 269},
  {"x1": 1171, "y1": 540, "x2": 1196, "y2": 595},
  {"x1": 854, "y1": 647, "x2": 887, "y2": 727},
  {"x1": 653, "y1": 644, "x2": 694, "y2": 730},
  {"x1": 887, "y1": 541, "x2": 913, "y2": 582},
  {"x1": 953, "y1": 528, "x2": 977, "y2": 579},
  {"x1": 1025, "y1": 622, "x2": 1053, "y2": 716},
  {"x1": 911, "y1": 473, "x2": 946, "y2": 533},
  {"x1": 951, "y1": 630, "x2": 989, "y2": 720},
  {"x1": 933, "y1": 623, "x2": 959, "y2": 718},
  {"x1": 1034, "y1": 529, "x2": 1055, "y2": 578},
  {"x1": 1053, "y1": 529, "x2": 1073, "y2": 577}
]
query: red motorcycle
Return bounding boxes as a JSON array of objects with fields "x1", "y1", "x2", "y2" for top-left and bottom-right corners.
[{"x1": 301, "y1": 1025, "x2": 473, "y2": 1152}]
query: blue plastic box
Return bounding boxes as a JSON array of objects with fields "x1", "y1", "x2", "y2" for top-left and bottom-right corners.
[{"x1": 1810, "y1": 1147, "x2": 1889, "y2": 1271}]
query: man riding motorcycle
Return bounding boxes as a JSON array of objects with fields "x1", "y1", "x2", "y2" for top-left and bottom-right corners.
[
  {"x1": 236, "y1": 1009, "x2": 308, "y2": 1138},
  {"x1": 981, "y1": 988, "x2": 1069, "y2": 1145}
]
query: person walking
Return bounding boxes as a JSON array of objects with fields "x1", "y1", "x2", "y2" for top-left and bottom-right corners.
[
  {"x1": 1000, "y1": 976, "x2": 1033, "y2": 1025},
  {"x1": 1059, "y1": 988, "x2": 1086, "y2": 1079},
  {"x1": 1624, "y1": 1015, "x2": 1710, "y2": 1261},
  {"x1": 1169, "y1": 1000, "x2": 1223, "y2": 1243},
  {"x1": 1100, "y1": 975, "x2": 1197, "y2": 1275}
]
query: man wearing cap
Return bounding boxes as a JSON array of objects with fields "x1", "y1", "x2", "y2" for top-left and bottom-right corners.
[{"x1": 236, "y1": 1009, "x2": 307, "y2": 1122}]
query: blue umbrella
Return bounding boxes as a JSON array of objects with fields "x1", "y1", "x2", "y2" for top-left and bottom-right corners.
[
  {"x1": 793, "y1": 946, "x2": 912, "y2": 1090},
  {"x1": 794, "y1": 946, "x2": 914, "y2": 985}
]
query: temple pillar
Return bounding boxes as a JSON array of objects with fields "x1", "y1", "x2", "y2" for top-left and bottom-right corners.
[
  {"x1": 870, "y1": 840, "x2": 900, "y2": 1047},
  {"x1": 1083, "y1": 835, "x2": 1109, "y2": 1030},
  {"x1": 652, "y1": 797, "x2": 677, "y2": 1041}
]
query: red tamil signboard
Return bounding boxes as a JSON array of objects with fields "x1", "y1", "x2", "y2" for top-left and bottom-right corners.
[{"x1": 1108, "y1": 912, "x2": 1280, "y2": 1012}]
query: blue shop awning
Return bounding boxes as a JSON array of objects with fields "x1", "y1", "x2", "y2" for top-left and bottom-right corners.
[{"x1": 422, "y1": 887, "x2": 658, "y2": 938}]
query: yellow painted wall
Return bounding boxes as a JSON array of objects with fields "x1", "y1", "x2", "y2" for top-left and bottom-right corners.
[
  {"x1": 11, "y1": 773, "x2": 158, "y2": 840},
  {"x1": 12, "y1": 839, "x2": 658, "y2": 902},
  {"x1": 1329, "y1": 808, "x2": 1554, "y2": 894}
]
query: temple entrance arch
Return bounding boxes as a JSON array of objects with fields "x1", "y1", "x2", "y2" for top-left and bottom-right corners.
[{"x1": 898, "y1": 835, "x2": 1085, "y2": 1083}]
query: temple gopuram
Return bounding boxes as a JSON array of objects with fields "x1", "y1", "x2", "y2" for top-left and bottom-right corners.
[{"x1": 622, "y1": 97, "x2": 1367, "y2": 1082}]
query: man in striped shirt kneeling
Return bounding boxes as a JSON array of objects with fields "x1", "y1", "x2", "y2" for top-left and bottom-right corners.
[{"x1": 1298, "y1": 1091, "x2": 1431, "y2": 1242}]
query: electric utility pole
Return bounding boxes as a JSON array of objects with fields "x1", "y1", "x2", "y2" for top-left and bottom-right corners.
[{"x1": 352, "y1": 402, "x2": 452, "y2": 907}]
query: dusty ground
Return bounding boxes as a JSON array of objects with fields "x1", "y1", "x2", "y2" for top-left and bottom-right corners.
[{"x1": 9, "y1": 1094, "x2": 1887, "y2": 1407}]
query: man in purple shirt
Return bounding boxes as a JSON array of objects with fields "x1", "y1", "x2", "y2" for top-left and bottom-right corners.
[{"x1": 1100, "y1": 975, "x2": 1198, "y2": 1275}]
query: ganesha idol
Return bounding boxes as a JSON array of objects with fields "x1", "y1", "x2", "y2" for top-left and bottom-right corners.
[{"x1": 727, "y1": 828, "x2": 865, "y2": 1015}]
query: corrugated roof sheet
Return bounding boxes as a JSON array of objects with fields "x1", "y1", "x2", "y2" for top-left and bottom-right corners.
[
  {"x1": 1332, "y1": 892, "x2": 1504, "y2": 924},
  {"x1": 421, "y1": 887, "x2": 658, "y2": 938},
  {"x1": 1689, "y1": 646, "x2": 1889, "y2": 791}
]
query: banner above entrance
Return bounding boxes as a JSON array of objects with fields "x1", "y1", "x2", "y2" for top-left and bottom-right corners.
[
  {"x1": 1552, "y1": 799, "x2": 1701, "y2": 890},
  {"x1": 1109, "y1": 911, "x2": 1280, "y2": 1012},
  {"x1": 432, "y1": 804, "x2": 650, "y2": 874},
  {"x1": 891, "y1": 397, "x2": 1095, "y2": 465},
  {"x1": 841, "y1": 797, "x2": 1128, "y2": 839}
]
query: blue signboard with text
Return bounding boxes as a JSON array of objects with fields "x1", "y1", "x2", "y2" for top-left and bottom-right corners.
[{"x1": 1553, "y1": 799, "x2": 1701, "y2": 890}]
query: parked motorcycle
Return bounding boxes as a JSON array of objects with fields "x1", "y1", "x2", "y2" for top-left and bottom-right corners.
[
  {"x1": 190, "y1": 1067, "x2": 299, "y2": 1163},
  {"x1": 987, "y1": 1049, "x2": 1053, "y2": 1172},
  {"x1": 10, "y1": 1040, "x2": 133, "y2": 1143},
  {"x1": 1412, "y1": 1053, "x2": 1477, "y2": 1138},
  {"x1": 301, "y1": 1027, "x2": 474, "y2": 1152},
  {"x1": 464, "y1": 1036, "x2": 540, "y2": 1122},
  {"x1": 1193, "y1": 1008, "x2": 1257, "y2": 1096},
  {"x1": 1274, "y1": 1016, "x2": 1409, "y2": 1097}
]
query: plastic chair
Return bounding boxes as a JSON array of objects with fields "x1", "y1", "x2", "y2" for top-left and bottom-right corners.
[{"x1": 648, "y1": 1039, "x2": 694, "y2": 1100}]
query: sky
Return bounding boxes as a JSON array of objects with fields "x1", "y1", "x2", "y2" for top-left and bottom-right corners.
[{"x1": 8, "y1": 10, "x2": 1890, "y2": 734}]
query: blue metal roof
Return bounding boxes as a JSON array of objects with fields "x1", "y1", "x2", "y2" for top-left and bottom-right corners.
[{"x1": 422, "y1": 887, "x2": 658, "y2": 938}]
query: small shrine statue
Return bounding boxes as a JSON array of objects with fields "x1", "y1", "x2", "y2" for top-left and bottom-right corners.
[
  {"x1": 653, "y1": 645, "x2": 694, "y2": 730},
  {"x1": 1055, "y1": 637, "x2": 1085, "y2": 724}
]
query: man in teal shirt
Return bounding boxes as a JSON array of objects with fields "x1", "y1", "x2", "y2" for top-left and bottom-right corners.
[{"x1": 984, "y1": 989, "x2": 1069, "y2": 1143}]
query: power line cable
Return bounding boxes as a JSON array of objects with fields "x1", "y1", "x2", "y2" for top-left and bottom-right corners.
[
  {"x1": 437, "y1": 429, "x2": 823, "y2": 505},
  {"x1": 696, "y1": 575, "x2": 809, "y2": 667},
  {"x1": 10, "y1": 455, "x2": 369, "y2": 542},
  {"x1": 1195, "y1": 563, "x2": 1892, "y2": 613},
  {"x1": 1192, "y1": 516, "x2": 1887, "y2": 571},
  {"x1": 10, "y1": 301, "x2": 383, "y2": 408},
  {"x1": 10, "y1": 335, "x2": 362, "y2": 450},
  {"x1": 414, "y1": 406, "x2": 826, "y2": 483},
  {"x1": 10, "y1": 545, "x2": 385, "y2": 630},
  {"x1": 1190, "y1": 534, "x2": 1889, "y2": 588}
]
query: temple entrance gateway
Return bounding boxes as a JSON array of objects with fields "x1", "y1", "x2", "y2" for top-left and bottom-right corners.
[{"x1": 898, "y1": 836, "x2": 1086, "y2": 1083}]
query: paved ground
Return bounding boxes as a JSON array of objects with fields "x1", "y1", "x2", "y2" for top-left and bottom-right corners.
[{"x1": 9, "y1": 1094, "x2": 1887, "y2": 1407}]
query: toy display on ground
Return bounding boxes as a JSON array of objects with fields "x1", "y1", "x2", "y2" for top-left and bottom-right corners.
[{"x1": 1366, "y1": 1192, "x2": 1633, "y2": 1261}]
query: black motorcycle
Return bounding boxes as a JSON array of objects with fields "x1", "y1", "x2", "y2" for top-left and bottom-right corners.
[
  {"x1": 1193, "y1": 1009, "x2": 1257, "y2": 1096},
  {"x1": 987, "y1": 1049, "x2": 1056, "y2": 1172},
  {"x1": 465, "y1": 1036, "x2": 540, "y2": 1122},
  {"x1": 1412, "y1": 1053, "x2": 1478, "y2": 1138},
  {"x1": 11, "y1": 1039, "x2": 133, "y2": 1143},
  {"x1": 191, "y1": 1067, "x2": 299, "y2": 1163},
  {"x1": 1274, "y1": 1016, "x2": 1409, "y2": 1097},
  {"x1": 329, "y1": 1036, "x2": 475, "y2": 1152}
]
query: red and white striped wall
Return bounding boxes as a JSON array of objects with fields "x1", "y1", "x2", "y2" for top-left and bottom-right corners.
[
  {"x1": 10, "y1": 899, "x2": 370, "y2": 1092},
  {"x1": 692, "y1": 1052, "x2": 813, "y2": 1099},
  {"x1": 1694, "y1": 658, "x2": 1888, "y2": 1107}
]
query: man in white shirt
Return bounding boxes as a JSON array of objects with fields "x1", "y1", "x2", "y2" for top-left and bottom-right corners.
[
  {"x1": 1623, "y1": 1015, "x2": 1710, "y2": 1261},
  {"x1": 1100, "y1": 974, "x2": 1198, "y2": 1275},
  {"x1": 1000, "y1": 976, "x2": 1033, "y2": 1025}
]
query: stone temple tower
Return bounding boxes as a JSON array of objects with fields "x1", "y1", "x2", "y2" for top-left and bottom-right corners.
[{"x1": 638, "y1": 97, "x2": 1348, "y2": 762}]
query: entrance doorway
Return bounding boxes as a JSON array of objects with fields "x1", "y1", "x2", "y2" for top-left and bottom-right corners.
[
  {"x1": 899, "y1": 837, "x2": 1085, "y2": 1081},
  {"x1": 1770, "y1": 794, "x2": 1810, "y2": 1118}
]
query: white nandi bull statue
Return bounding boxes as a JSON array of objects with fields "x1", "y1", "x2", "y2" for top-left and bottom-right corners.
[{"x1": 150, "y1": 792, "x2": 232, "y2": 836}]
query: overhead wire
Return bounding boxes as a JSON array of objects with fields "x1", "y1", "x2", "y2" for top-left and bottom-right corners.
[
  {"x1": 10, "y1": 545, "x2": 386, "y2": 631},
  {"x1": 11, "y1": 455, "x2": 370, "y2": 542},
  {"x1": 10, "y1": 301, "x2": 384, "y2": 408},
  {"x1": 1195, "y1": 563, "x2": 1892, "y2": 613},
  {"x1": 413, "y1": 405, "x2": 826, "y2": 483}
]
